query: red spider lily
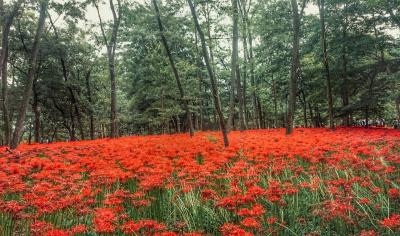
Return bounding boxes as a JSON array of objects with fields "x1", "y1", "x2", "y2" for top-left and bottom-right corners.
[
  {"x1": 220, "y1": 223, "x2": 253, "y2": 236},
  {"x1": 93, "y1": 208, "x2": 117, "y2": 233},
  {"x1": 0, "y1": 128, "x2": 398, "y2": 235},
  {"x1": 240, "y1": 217, "x2": 261, "y2": 229},
  {"x1": 380, "y1": 214, "x2": 400, "y2": 230},
  {"x1": 237, "y1": 204, "x2": 265, "y2": 217}
]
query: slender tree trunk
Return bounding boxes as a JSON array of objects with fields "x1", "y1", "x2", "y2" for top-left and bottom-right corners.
[
  {"x1": 247, "y1": 17, "x2": 259, "y2": 129},
  {"x1": 33, "y1": 79, "x2": 40, "y2": 143},
  {"x1": 1, "y1": 48, "x2": 10, "y2": 145},
  {"x1": 317, "y1": 0, "x2": 334, "y2": 130},
  {"x1": 301, "y1": 90, "x2": 308, "y2": 128},
  {"x1": 10, "y1": 0, "x2": 48, "y2": 149},
  {"x1": 396, "y1": 96, "x2": 400, "y2": 130},
  {"x1": 341, "y1": 13, "x2": 350, "y2": 126},
  {"x1": 272, "y1": 76, "x2": 278, "y2": 128},
  {"x1": 152, "y1": 0, "x2": 194, "y2": 137},
  {"x1": 0, "y1": 0, "x2": 22, "y2": 146},
  {"x1": 308, "y1": 103, "x2": 315, "y2": 127},
  {"x1": 95, "y1": 0, "x2": 121, "y2": 138},
  {"x1": 286, "y1": 0, "x2": 302, "y2": 135},
  {"x1": 85, "y1": 69, "x2": 95, "y2": 140},
  {"x1": 187, "y1": 0, "x2": 229, "y2": 147},
  {"x1": 228, "y1": 0, "x2": 239, "y2": 131}
]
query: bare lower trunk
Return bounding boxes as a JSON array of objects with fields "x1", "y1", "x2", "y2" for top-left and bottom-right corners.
[{"x1": 10, "y1": 0, "x2": 48, "y2": 149}]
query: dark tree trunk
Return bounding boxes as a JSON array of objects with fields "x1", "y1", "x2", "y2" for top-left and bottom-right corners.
[
  {"x1": 33, "y1": 79, "x2": 40, "y2": 143},
  {"x1": 341, "y1": 14, "x2": 350, "y2": 126},
  {"x1": 85, "y1": 69, "x2": 95, "y2": 140},
  {"x1": 317, "y1": 0, "x2": 335, "y2": 130},
  {"x1": 286, "y1": 0, "x2": 302, "y2": 134},
  {"x1": 309, "y1": 103, "x2": 315, "y2": 127},
  {"x1": 0, "y1": 0, "x2": 22, "y2": 146},
  {"x1": 10, "y1": 0, "x2": 48, "y2": 149},
  {"x1": 245, "y1": 12, "x2": 259, "y2": 129},
  {"x1": 152, "y1": 0, "x2": 194, "y2": 137},
  {"x1": 188, "y1": 0, "x2": 229, "y2": 147},
  {"x1": 272, "y1": 77, "x2": 278, "y2": 128},
  {"x1": 95, "y1": 0, "x2": 121, "y2": 138},
  {"x1": 396, "y1": 96, "x2": 400, "y2": 130},
  {"x1": 301, "y1": 90, "x2": 308, "y2": 128},
  {"x1": 228, "y1": 0, "x2": 238, "y2": 131}
]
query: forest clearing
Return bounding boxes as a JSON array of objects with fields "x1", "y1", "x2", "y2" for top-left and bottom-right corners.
[{"x1": 1, "y1": 128, "x2": 399, "y2": 235}]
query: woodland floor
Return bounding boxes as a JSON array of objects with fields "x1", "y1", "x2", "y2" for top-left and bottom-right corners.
[{"x1": 0, "y1": 128, "x2": 399, "y2": 235}]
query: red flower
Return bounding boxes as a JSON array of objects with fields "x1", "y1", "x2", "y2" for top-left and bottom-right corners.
[
  {"x1": 380, "y1": 214, "x2": 400, "y2": 230},
  {"x1": 240, "y1": 217, "x2": 261, "y2": 229}
]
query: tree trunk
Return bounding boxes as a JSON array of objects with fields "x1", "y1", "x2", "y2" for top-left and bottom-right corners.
[
  {"x1": 95, "y1": 0, "x2": 121, "y2": 138},
  {"x1": 341, "y1": 12, "x2": 350, "y2": 126},
  {"x1": 0, "y1": 0, "x2": 22, "y2": 146},
  {"x1": 33, "y1": 79, "x2": 40, "y2": 143},
  {"x1": 228, "y1": 0, "x2": 239, "y2": 131},
  {"x1": 272, "y1": 76, "x2": 278, "y2": 128},
  {"x1": 396, "y1": 96, "x2": 400, "y2": 130},
  {"x1": 286, "y1": 0, "x2": 301, "y2": 135},
  {"x1": 187, "y1": 0, "x2": 229, "y2": 147},
  {"x1": 10, "y1": 0, "x2": 48, "y2": 149},
  {"x1": 317, "y1": 0, "x2": 334, "y2": 130},
  {"x1": 152, "y1": 0, "x2": 194, "y2": 137},
  {"x1": 247, "y1": 17, "x2": 259, "y2": 129},
  {"x1": 85, "y1": 69, "x2": 95, "y2": 140},
  {"x1": 301, "y1": 90, "x2": 308, "y2": 128}
]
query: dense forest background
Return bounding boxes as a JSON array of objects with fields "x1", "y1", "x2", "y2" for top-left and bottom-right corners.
[{"x1": 0, "y1": 0, "x2": 399, "y2": 148}]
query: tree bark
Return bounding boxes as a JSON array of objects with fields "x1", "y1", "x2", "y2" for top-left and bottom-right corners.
[
  {"x1": 341, "y1": 9, "x2": 350, "y2": 126},
  {"x1": 95, "y1": 0, "x2": 121, "y2": 138},
  {"x1": 85, "y1": 69, "x2": 95, "y2": 140},
  {"x1": 152, "y1": 0, "x2": 194, "y2": 137},
  {"x1": 33, "y1": 78, "x2": 40, "y2": 143},
  {"x1": 245, "y1": 9, "x2": 259, "y2": 129},
  {"x1": 228, "y1": 0, "x2": 239, "y2": 131},
  {"x1": 187, "y1": 0, "x2": 229, "y2": 147},
  {"x1": 286, "y1": 0, "x2": 302, "y2": 135},
  {"x1": 396, "y1": 96, "x2": 400, "y2": 130},
  {"x1": 0, "y1": 0, "x2": 22, "y2": 146},
  {"x1": 10, "y1": 0, "x2": 48, "y2": 149},
  {"x1": 317, "y1": 0, "x2": 335, "y2": 130}
]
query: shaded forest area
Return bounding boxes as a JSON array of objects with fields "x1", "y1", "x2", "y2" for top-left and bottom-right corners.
[{"x1": 0, "y1": 0, "x2": 399, "y2": 148}]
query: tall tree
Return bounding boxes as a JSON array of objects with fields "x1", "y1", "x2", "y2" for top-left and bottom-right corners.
[
  {"x1": 10, "y1": 0, "x2": 49, "y2": 149},
  {"x1": 152, "y1": 0, "x2": 194, "y2": 137},
  {"x1": 95, "y1": 0, "x2": 121, "y2": 138},
  {"x1": 286, "y1": 0, "x2": 306, "y2": 135},
  {"x1": 187, "y1": 0, "x2": 229, "y2": 147},
  {"x1": 317, "y1": 0, "x2": 335, "y2": 130},
  {"x1": 0, "y1": 0, "x2": 23, "y2": 145}
]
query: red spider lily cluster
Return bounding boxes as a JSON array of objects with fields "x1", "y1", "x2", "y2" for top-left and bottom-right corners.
[{"x1": 0, "y1": 128, "x2": 399, "y2": 235}]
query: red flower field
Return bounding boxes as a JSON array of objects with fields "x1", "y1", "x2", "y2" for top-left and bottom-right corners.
[{"x1": 0, "y1": 128, "x2": 399, "y2": 235}]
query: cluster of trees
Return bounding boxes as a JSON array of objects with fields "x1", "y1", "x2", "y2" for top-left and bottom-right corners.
[{"x1": 1, "y1": 0, "x2": 399, "y2": 148}]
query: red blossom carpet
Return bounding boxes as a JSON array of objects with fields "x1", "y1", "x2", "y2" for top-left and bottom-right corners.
[{"x1": 0, "y1": 128, "x2": 399, "y2": 235}]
